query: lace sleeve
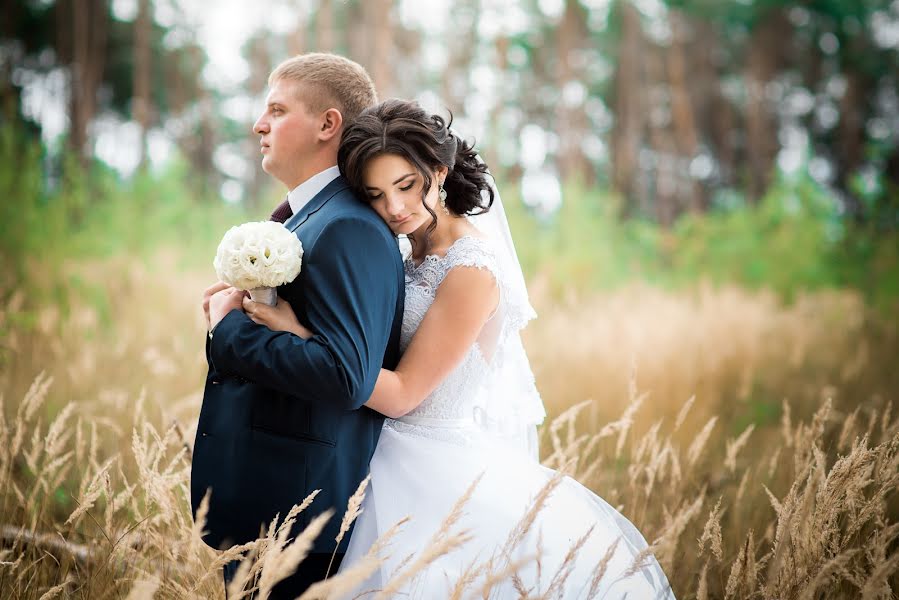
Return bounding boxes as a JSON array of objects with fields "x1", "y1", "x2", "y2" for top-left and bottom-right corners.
[
  {"x1": 443, "y1": 236, "x2": 538, "y2": 338},
  {"x1": 441, "y1": 236, "x2": 500, "y2": 280},
  {"x1": 445, "y1": 236, "x2": 546, "y2": 458},
  {"x1": 444, "y1": 237, "x2": 535, "y2": 337}
]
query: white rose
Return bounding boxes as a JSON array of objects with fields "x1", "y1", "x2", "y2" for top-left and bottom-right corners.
[{"x1": 213, "y1": 221, "x2": 303, "y2": 290}]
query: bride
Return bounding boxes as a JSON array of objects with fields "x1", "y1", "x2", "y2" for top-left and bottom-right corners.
[{"x1": 246, "y1": 99, "x2": 674, "y2": 599}]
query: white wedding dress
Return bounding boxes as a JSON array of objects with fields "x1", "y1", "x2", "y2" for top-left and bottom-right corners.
[{"x1": 339, "y1": 235, "x2": 675, "y2": 599}]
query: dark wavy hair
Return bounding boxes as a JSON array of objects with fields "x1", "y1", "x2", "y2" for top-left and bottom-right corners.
[{"x1": 337, "y1": 99, "x2": 494, "y2": 237}]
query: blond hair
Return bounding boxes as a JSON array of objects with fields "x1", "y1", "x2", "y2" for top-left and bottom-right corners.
[{"x1": 268, "y1": 53, "x2": 377, "y2": 127}]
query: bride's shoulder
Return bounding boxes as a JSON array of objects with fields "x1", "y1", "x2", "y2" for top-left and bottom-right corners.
[{"x1": 444, "y1": 233, "x2": 499, "y2": 274}]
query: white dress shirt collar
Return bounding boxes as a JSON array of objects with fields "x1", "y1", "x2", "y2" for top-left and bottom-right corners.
[{"x1": 287, "y1": 165, "x2": 341, "y2": 215}]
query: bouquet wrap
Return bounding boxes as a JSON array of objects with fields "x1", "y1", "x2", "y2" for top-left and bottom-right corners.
[{"x1": 248, "y1": 286, "x2": 277, "y2": 307}]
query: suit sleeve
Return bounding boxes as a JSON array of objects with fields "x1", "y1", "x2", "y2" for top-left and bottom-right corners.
[{"x1": 208, "y1": 217, "x2": 399, "y2": 411}]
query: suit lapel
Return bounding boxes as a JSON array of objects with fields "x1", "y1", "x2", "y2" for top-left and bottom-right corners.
[{"x1": 284, "y1": 176, "x2": 352, "y2": 233}]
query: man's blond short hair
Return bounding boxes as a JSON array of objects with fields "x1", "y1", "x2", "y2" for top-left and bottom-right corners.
[{"x1": 269, "y1": 53, "x2": 377, "y2": 127}]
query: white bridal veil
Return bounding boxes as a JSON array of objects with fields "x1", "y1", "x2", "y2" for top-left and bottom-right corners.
[{"x1": 466, "y1": 174, "x2": 547, "y2": 458}]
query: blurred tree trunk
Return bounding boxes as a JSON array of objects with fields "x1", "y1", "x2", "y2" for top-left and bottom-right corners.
[
  {"x1": 666, "y1": 10, "x2": 703, "y2": 213},
  {"x1": 57, "y1": 0, "x2": 109, "y2": 164},
  {"x1": 645, "y1": 42, "x2": 677, "y2": 226},
  {"x1": 612, "y1": 1, "x2": 646, "y2": 218},
  {"x1": 441, "y1": 0, "x2": 479, "y2": 113},
  {"x1": 245, "y1": 35, "x2": 273, "y2": 214},
  {"x1": 837, "y1": 70, "x2": 871, "y2": 220},
  {"x1": 317, "y1": 0, "x2": 334, "y2": 52},
  {"x1": 799, "y1": 32, "x2": 824, "y2": 92},
  {"x1": 743, "y1": 8, "x2": 791, "y2": 202},
  {"x1": 132, "y1": 0, "x2": 152, "y2": 171},
  {"x1": 190, "y1": 90, "x2": 217, "y2": 198},
  {"x1": 883, "y1": 147, "x2": 899, "y2": 227},
  {"x1": 346, "y1": 1, "x2": 367, "y2": 65},
  {"x1": 368, "y1": 0, "x2": 393, "y2": 98},
  {"x1": 247, "y1": 36, "x2": 271, "y2": 95},
  {"x1": 692, "y1": 20, "x2": 734, "y2": 193},
  {"x1": 1, "y1": 0, "x2": 22, "y2": 123},
  {"x1": 380, "y1": 15, "x2": 420, "y2": 100},
  {"x1": 345, "y1": 1, "x2": 392, "y2": 99},
  {"x1": 166, "y1": 44, "x2": 216, "y2": 200},
  {"x1": 286, "y1": 15, "x2": 306, "y2": 56},
  {"x1": 838, "y1": 71, "x2": 864, "y2": 176},
  {"x1": 555, "y1": 0, "x2": 591, "y2": 184},
  {"x1": 164, "y1": 45, "x2": 190, "y2": 128},
  {"x1": 483, "y1": 34, "x2": 507, "y2": 175}
]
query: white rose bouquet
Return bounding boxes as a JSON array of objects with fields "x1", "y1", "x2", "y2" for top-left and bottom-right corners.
[{"x1": 213, "y1": 221, "x2": 303, "y2": 306}]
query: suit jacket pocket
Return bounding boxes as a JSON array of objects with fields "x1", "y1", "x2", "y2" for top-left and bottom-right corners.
[
  {"x1": 249, "y1": 425, "x2": 336, "y2": 447},
  {"x1": 250, "y1": 393, "x2": 337, "y2": 447}
]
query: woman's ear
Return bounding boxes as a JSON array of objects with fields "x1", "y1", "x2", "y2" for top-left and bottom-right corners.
[
  {"x1": 318, "y1": 108, "x2": 344, "y2": 142},
  {"x1": 437, "y1": 165, "x2": 449, "y2": 183}
]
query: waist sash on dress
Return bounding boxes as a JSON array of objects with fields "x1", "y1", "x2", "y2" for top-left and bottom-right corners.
[{"x1": 394, "y1": 414, "x2": 475, "y2": 429}]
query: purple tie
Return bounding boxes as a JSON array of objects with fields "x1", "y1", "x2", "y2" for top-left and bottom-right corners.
[{"x1": 270, "y1": 198, "x2": 293, "y2": 223}]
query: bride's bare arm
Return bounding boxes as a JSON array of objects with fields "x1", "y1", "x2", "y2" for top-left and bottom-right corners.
[{"x1": 365, "y1": 266, "x2": 499, "y2": 418}]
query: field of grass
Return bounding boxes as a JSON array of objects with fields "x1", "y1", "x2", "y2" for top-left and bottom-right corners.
[{"x1": 1, "y1": 247, "x2": 897, "y2": 598}]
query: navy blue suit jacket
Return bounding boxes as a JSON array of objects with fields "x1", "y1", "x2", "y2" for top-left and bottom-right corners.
[{"x1": 191, "y1": 176, "x2": 404, "y2": 554}]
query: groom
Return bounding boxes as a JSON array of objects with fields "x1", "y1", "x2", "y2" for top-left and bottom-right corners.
[{"x1": 192, "y1": 53, "x2": 404, "y2": 597}]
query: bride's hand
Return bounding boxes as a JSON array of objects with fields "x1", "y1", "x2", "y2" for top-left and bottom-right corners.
[{"x1": 242, "y1": 296, "x2": 313, "y2": 339}]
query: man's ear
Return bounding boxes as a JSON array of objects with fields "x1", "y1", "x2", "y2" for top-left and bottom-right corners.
[{"x1": 318, "y1": 108, "x2": 344, "y2": 142}]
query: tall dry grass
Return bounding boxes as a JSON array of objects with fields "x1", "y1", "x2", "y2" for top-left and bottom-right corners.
[{"x1": 1, "y1": 254, "x2": 897, "y2": 598}]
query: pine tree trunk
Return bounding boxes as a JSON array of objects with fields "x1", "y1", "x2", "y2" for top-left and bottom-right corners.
[
  {"x1": 346, "y1": 1, "x2": 367, "y2": 66},
  {"x1": 611, "y1": 1, "x2": 645, "y2": 217},
  {"x1": 555, "y1": 0, "x2": 591, "y2": 184},
  {"x1": 317, "y1": 0, "x2": 334, "y2": 52},
  {"x1": 246, "y1": 36, "x2": 273, "y2": 214},
  {"x1": 441, "y1": 0, "x2": 479, "y2": 113},
  {"x1": 287, "y1": 16, "x2": 306, "y2": 56},
  {"x1": 369, "y1": 0, "x2": 394, "y2": 98},
  {"x1": 743, "y1": 9, "x2": 790, "y2": 201},
  {"x1": 692, "y1": 20, "x2": 734, "y2": 195},
  {"x1": 487, "y1": 34, "x2": 509, "y2": 174},
  {"x1": 1, "y1": 0, "x2": 22, "y2": 123},
  {"x1": 133, "y1": 0, "x2": 152, "y2": 171},
  {"x1": 666, "y1": 10, "x2": 703, "y2": 214},
  {"x1": 646, "y1": 42, "x2": 677, "y2": 226},
  {"x1": 837, "y1": 70, "x2": 869, "y2": 220},
  {"x1": 60, "y1": 0, "x2": 108, "y2": 164}
]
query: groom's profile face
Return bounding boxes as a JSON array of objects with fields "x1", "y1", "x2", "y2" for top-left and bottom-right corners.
[{"x1": 253, "y1": 78, "x2": 321, "y2": 189}]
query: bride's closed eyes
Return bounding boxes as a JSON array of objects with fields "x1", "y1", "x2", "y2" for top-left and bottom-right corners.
[{"x1": 365, "y1": 173, "x2": 418, "y2": 200}]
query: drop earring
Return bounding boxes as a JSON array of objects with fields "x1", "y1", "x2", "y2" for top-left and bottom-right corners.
[{"x1": 439, "y1": 182, "x2": 449, "y2": 215}]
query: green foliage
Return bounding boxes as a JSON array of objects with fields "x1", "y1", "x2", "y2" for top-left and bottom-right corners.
[
  {"x1": 5, "y1": 118, "x2": 897, "y2": 325},
  {"x1": 506, "y1": 182, "x2": 666, "y2": 293},
  {"x1": 0, "y1": 126, "x2": 46, "y2": 293},
  {"x1": 0, "y1": 125, "x2": 250, "y2": 312},
  {"x1": 506, "y1": 173, "x2": 899, "y2": 310},
  {"x1": 670, "y1": 172, "x2": 841, "y2": 298}
]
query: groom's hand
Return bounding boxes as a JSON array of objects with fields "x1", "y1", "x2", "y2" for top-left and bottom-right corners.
[
  {"x1": 203, "y1": 281, "x2": 230, "y2": 330},
  {"x1": 209, "y1": 287, "x2": 247, "y2": 331}
]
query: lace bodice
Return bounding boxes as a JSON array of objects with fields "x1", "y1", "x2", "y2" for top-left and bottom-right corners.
[{"x1": 386, "y1": 236, "x2": 500, "y2": 439}]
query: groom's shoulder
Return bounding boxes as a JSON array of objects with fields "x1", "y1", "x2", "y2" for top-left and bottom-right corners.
[
  {"x1": 328, "y1": 186, "x2": 377, "y2": 220},
  {"x1": 320, "y1": 182, "x2": 393, "y2": 235},
  {"x1": 310, "y1": 186, "x2": 398, "y2": 258}
]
